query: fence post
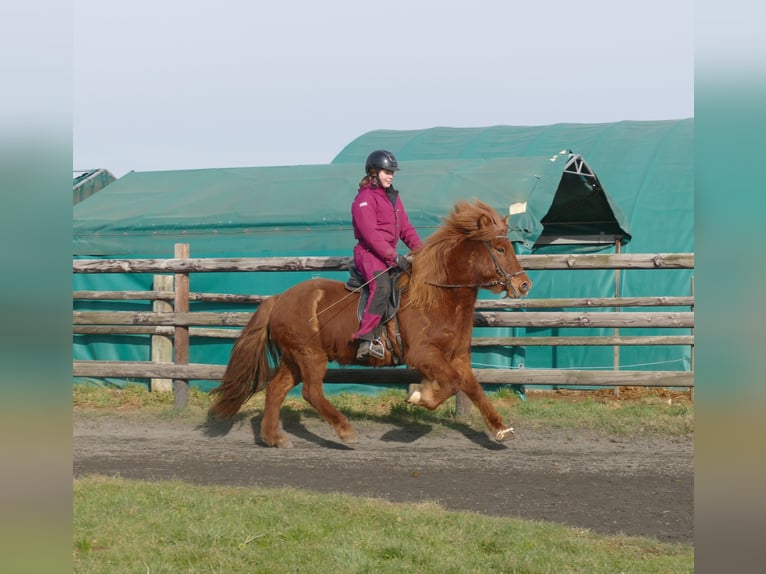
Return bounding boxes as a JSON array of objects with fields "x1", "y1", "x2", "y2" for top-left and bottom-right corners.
[
  {"x1": 690, "y1": 276, "x2": 694, "y2": 402},
  {"x1": 613, "y1": 239, "x2": 621, "y2": 397},
  {"x1": 173, "y1": 243, "x2": 190, "y2": 409},
  {"x1": 150, "y1": 274, "x2": 173, "y2": 392},
  {"x1": 455, "y1": 391, "x2": 472, "y2": 417}
]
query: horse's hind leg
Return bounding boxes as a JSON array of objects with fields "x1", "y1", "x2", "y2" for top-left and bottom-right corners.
[
  {"x1": 297, "y1": 355, "x2": 358, "y2": 444},
  {"x1": 261, "y1": 363, "x2": 299, "y2": 448}
]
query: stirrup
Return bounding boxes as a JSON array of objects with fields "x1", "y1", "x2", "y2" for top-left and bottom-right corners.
[{"x1": 368, "y1": 338, "x2": 385, "y2": 359}]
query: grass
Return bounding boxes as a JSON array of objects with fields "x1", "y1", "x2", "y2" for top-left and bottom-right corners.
[
  {"x1": 73, "y1": 384, "x2": 693, "y2": 572},
  {"x1": 73, "y1": 383, "x2": 694, "y2": 438},
  {"x1": 73, "y1": 475, "x2": 693, "y2": 574}
]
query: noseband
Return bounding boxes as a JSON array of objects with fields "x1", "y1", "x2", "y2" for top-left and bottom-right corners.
[{"x1": 425, "y1": 237, "x2": 527, "y2": 298}]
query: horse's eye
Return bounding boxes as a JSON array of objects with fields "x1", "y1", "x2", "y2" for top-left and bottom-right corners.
[{"x1": 496, "y1": 246, "x2": 505, "y2": 254}]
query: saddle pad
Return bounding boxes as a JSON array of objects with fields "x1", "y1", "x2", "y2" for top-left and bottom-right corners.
[{"x1": 344, "y1": 265, "x2": 402, "y2": 323}]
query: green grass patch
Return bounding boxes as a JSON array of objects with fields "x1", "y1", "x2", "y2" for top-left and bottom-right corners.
[
  {"x1": 510, "y1": 393, "x2": 694, "y2": 437},
  {"x1": 74, "y1": 475, "x2": 693, "y2": 573}
]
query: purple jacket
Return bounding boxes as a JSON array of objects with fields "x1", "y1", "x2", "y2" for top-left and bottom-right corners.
[{"x1": 351, "y1": 183, "x2": 422, "y2": 270}]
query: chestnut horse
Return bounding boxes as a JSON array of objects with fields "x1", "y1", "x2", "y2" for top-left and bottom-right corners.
[{"x1": 209, "y1": 199, "x2": 532, "y2": 447}]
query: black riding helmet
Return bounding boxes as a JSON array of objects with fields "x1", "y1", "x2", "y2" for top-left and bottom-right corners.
[{"x1": 365, "y1": 150, "x2": 399, "y2": 174}]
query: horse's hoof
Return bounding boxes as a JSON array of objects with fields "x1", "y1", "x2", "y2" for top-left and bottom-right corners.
[
  {"x1": 339, "y1": 429, "x2": 358, "y2": 444},
  {"x1": 407, "y1": 388, "x2": 421, "y2": 404},
  {"x1": 275, "y1": 439, "x2": 294, "y2": 448},
  {"x1": 495, "y1": 427, "x2": 515, "y2": 441}
]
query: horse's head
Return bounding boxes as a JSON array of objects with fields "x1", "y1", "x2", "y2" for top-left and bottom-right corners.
[
  {"x1": 481, "y1": 231, "x2": 531, "y2": 299},
  {"x1": 468, "y1": 200, "x2": 532, "y2": 298},
  {"x1": 409, "y1": 200, "x2": 532, "y2": 305}
]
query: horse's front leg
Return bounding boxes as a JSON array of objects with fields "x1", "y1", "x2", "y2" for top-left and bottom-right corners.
[
  {"x1": 407, "y1": 352, "x2": 514, "y2": 442},
  {"x1": 451, "y1": 356, "x2": 515, "y2": 441},
  {"x1": 405, "y1": 347, "x2": 463, "y2": 408}
]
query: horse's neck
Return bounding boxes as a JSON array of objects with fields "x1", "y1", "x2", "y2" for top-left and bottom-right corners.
[{"x1": 436, "y1": 289, "x2": 478, "y2": 324}]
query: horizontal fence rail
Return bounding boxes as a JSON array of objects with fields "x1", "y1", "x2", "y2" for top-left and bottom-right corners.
[
  {"x1": 73, "y1": 253, "x2": 694, "y2": 274},
  {"x1": 72, "y1": 327, "x2": 694, "y2": 347},
  {"x1": 73, "y1": 291, "x2": 693, "y2": 309},
  {"x1": 73, "y1": 361, "x2": 692, "y2": 388},
  {"x1": 73, "y1": 310, "x2": 694, "y2": 330},
  {"x1": 73, "y1": 250, "x2": 695, "y2": 407}
]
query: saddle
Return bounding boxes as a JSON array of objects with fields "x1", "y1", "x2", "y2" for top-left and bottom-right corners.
[{"x1": 344, "y1": 265, "x2": 404, "y2": 363}]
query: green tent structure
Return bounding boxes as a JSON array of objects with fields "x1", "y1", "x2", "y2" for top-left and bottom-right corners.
[
  {"x1": 73, "y1": 168, "x2": 116, "y2": 205},
  {"x1": 72, "y1": 153, "x2": 631, "y2": 257},
  {"x1": 332, "y1": 119, "x2": 692, "y2": 255},
  {"x1": 73, "y1": 118, "x2": 693, "y2": 391}
]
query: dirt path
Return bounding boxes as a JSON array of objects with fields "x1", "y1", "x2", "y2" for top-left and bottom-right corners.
[{"x1": 73, "y1": 410, "x2": 693, "y2": 543}]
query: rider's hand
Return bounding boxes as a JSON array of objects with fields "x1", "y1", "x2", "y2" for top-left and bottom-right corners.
[{"x1": 395, "y1": 254, "x2": 411, "y2": 270}]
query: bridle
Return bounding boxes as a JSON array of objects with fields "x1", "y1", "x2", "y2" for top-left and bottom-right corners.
[{"x1": 425, "y1": 237, "x2": 528, "y2": 298}]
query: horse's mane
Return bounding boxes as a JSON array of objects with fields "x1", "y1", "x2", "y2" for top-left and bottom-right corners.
[{"x1": 399, "y1": 199, "x2": 508, "y2": 310}]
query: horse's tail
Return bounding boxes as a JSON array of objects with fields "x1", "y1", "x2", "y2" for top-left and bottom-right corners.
[{"x1": 208, "y1": 296, "x2": 281, "y2": 418}]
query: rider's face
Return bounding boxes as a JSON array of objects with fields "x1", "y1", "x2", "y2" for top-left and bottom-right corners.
[{"x1": 378, "y1": 168, "x2": 395, "y2": 188}]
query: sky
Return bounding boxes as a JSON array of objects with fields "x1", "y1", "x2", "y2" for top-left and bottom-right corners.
[{"x1": 73, "y1": 0, "x2": 694, "y2": 178}]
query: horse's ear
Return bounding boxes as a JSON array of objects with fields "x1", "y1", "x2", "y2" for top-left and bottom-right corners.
[{"x1": 503, "y1": 215, "x2": 509, "y2": 227}]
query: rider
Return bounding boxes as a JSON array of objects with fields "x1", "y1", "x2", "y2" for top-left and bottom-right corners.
[{"x1": 351, "y1": 150, "x2": 422, "y2": 359}]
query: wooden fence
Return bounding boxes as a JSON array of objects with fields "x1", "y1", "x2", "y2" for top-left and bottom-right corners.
[{"x1": 73, "y1": 246, "x2": 694, "y2": 408}]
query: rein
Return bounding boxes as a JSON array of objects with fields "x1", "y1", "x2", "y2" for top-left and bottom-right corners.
[{"x1": 425, "y1": 239, "x2": 526, "y2": 297}]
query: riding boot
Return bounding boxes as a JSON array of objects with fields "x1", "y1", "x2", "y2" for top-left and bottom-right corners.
[{"x1": 356, "y1": 333, "x2": 374, "y2": 360}]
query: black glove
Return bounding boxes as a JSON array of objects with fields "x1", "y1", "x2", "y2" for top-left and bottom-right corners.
[{"x1": 395, "y1": 254, "x2": 411, "y2": 270}]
